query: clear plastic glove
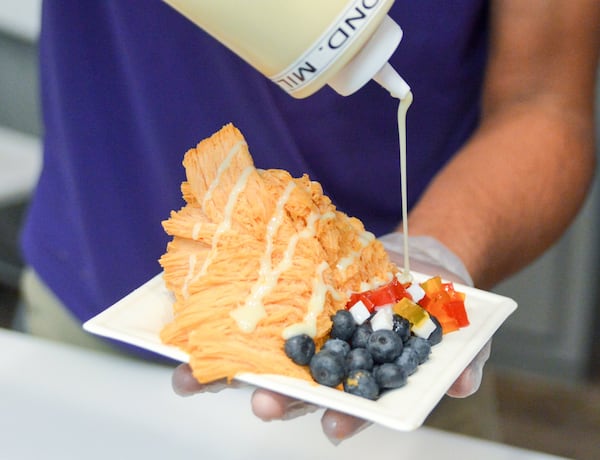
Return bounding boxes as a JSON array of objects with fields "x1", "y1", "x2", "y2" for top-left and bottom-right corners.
[
  {"x1": 379, "y1": 232, "x2": 489, "y2": 396},
  {"x1": 171, "y1": 233, "x2": 491, "y2": 444},
  {"x1": 378, "y1": 233, "x2": 474, "y2": 287}
]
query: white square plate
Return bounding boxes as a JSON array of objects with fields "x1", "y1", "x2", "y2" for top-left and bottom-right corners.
[{"x1": 83, "y1": 272, "x2": 516, "y2": 431}]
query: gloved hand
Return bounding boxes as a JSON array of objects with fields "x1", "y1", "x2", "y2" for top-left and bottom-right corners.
[
  {"x1": 378, "y1": 233, "x2": 474, "y2": 287},
  {"x1": 171, "y1": 233, "x2": 491, "y2": 444},
  {"x1": 379, "y1": 233, "x2": 491, "y2": 399}
]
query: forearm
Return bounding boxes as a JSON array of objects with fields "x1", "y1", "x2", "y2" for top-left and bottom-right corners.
[
  {"x1": 403, "y1": 0, "x2": 599, "y2": 290},
  {"x1": 407, "y1": 100, "x2": 596, "y2": 289}
]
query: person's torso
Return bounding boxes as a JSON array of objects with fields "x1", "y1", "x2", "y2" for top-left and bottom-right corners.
[{"x1": 22, "y1": 0, "x2": 489, "y2": 322}]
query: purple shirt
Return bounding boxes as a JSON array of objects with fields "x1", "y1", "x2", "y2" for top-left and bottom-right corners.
[{"x1": 22, "y1": 0, "x2": 488, "y2": 325}]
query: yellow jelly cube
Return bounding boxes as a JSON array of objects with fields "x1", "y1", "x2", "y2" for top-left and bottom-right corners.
[{"x1": 392, "y1": 298, "x2": 435, "y2": 339}]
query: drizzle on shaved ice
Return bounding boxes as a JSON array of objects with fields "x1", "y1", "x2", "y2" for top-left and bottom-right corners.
[{"x1": 159, "y1": 123, "x2": 399, "y2": 384}]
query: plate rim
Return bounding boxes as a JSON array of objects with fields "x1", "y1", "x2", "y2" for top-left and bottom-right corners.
[{"x1": 83, "y1": 271, "x2": 517, "y2": 431}]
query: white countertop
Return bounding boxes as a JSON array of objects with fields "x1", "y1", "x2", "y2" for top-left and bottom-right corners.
[{"x1": 0, "y1": 328, "x2": 568, "y2": 460}]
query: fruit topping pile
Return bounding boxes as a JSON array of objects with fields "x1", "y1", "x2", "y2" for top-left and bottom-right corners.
[{"x1": 284, "y1": 275, "x2": 469, "y2": 400}]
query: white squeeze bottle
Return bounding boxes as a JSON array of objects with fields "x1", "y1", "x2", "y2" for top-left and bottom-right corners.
[{"x1": 162, "y1": 0, "x2": 411, "y2": 99}]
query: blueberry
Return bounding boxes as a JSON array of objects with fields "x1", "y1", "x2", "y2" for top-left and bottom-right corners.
[
  {"x1": 309, "y1": 350, "x2": 346, "y2": 387},
  {"x1": 427, "y1": 315, "x2": 443, "y2": 346},
  {"x1": 405, "y1": 336, "x2": 431, "y2": 364},
  {"x1": 322, "y1": 338, "x2": 351, "y2": 358},
  {"x1": 330, "y1": 310, "x2": 356, "y2": 341},
  {"x1": 284, "y1": 334, "x2": 315, "y2": 365},
  {"x1": 394, "y1": 347, "x2": 419, "y2": 376},
  {"x1": 343, "y1": 369, "x2": 379, "y2": 400},
  {"x1": 367, "y1": 329, "x2": 403, "y2": 363},
  {"x1": 351, "y1": 322, "x2": 373, "y2": 349},
  {"x1": 392, "y1": 314, "x2": 411, "y2": 343},
  {"x1": 374, "y1": 363, "x2": 408, "y2": 390},
  {"x1": 345, "y1": 347, "x2": 374, "y2": 372}
]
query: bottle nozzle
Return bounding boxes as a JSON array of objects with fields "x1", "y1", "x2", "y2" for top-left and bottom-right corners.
[
  {"x1": 327, "y1": 15, "x2": 404, "y2": 97},
  {"x1": 373, "y1": 62, "x2": 411, "y2": 99}
]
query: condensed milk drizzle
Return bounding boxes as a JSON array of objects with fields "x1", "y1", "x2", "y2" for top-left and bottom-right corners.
[
  {"x1": 336, "y1": 230, "x2": 375, "y2": 273},
  {"x1": 202, "y1": 140, "x2": 247, "y2": 212},
  {"x1": 231, "y1": 203, "x2": 335, "y2": 333},
  {"x1": 282, "y1": 261, "x2": 331, "y2": 339},
  {"x1": 397, "y1": 91, "x2": 413, "y2": 283},
  {"x1": 373, "y1": 63, "x2": 413, "y2": 282},
  {"x1": 230, "y1": 181, "x2": 298, "y2": 331},
  {"x1": 183, "y1": 163, "x2": 253, "y2": 299}
]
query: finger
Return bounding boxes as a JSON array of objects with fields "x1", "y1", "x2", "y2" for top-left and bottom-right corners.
[
  {"x1": 446, "y1": 340, "x2": 492, "y2": 398},
  {"x1": 446, "y1": 366, "x2": 482, "y2": 398},
  {"x1": 251, "y1": 388, "x2": 318, "y2": 421},
  {"x1": 172, "y1": 363, "x2": 203, "y2": 396},
  {"x1": 321, "y1": 410, "x2": 371, "y2": 445},
  {"x1": 172, "y1": 363, "x2": 242, "y2": 396}
]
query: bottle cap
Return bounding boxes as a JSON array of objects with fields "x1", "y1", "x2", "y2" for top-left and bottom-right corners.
[{"x1": 328, "y1": 15, "x2": 410, "y2": 99}]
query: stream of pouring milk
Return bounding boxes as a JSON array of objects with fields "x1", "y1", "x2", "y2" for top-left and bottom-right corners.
[
  {"x1": 397, "y1": 91, "x2": 413, "y2": 283},
  {"x1": 374, "y1": 64, "x2": 413, "y2": 282}
]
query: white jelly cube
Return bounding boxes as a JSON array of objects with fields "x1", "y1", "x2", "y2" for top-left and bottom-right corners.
[
  {"x1": 412, "y1": 317, "x2": 436, "y2": 339},
  {"x1": 406, "y1": 283, "x2": 426, "y2": 302},
  {"x1": 349, "y1": 301, "x2": 371, "y2": 325},
  {"x1": 370, "y1": 306, "x2": 393, "y2": 331}
]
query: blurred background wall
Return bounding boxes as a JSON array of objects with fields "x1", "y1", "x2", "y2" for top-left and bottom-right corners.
[
  {"x1": 0, "y1": 1, "x2": 598, "y2": 383},
  {"x1": 0, "y1": 0, "x2": 41, "y2": 294}
]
